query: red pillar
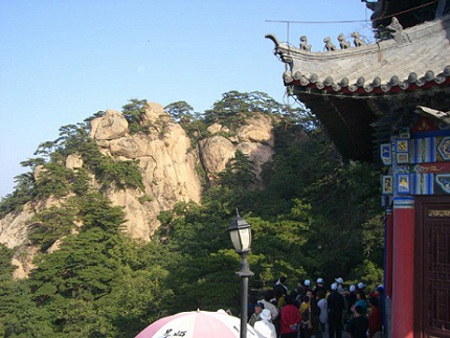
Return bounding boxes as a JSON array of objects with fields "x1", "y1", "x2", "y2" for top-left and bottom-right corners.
[
  {"x1": 392, "y1": 196, "x2": 415, "y2": 338},
  {"x1": 385, "y1": 208, "x2": 393, "y2": 298}
]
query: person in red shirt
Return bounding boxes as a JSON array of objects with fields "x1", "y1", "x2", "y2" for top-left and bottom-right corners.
[
  {"x1": 368, "y1": 296, "x2": 382, "y2": 338},
  {"x1": 280, "y1": 295, "x2": 302, "y2": 338}
]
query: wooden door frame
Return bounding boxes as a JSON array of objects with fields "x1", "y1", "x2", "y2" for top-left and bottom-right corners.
[{"x1": 414, "y1": 195, "x2": 450, "y2": 338}]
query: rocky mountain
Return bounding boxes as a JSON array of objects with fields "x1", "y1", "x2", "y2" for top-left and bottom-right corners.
[{"x1": 0, "y1": 102, "x2": 277, "y2": 278}]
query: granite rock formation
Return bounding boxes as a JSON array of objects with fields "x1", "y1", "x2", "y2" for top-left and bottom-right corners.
[{"x1": 0, "y1": 102, "x2": 277, "y2": 277}]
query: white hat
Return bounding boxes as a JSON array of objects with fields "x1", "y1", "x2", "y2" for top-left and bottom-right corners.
[
  {"x1": 304, "y1": 279, "x2": 311, "y2": 286},
  {"x1": 331, "y1": 282, "x2": 338, "y2": 291},
  {"x1": 260, "y1": 309, "x2": 271, "y2": 321},
  {"x1": 335, "y1": 277, "x2": 344, "y2": 284},
  {"x1": 349, "y1": 284, "x2": 356, "y2": 292},
  {"x1": 358, "y1": 282, "x2": 366, "y2": 289},
  {"x1": 317, "y1": 278, "x2": 324, "y2": 284}
]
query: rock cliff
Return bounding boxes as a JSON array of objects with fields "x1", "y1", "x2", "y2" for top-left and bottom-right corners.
[{"x1": 0, "y1": 102, "x2": 276, "y2": 277}]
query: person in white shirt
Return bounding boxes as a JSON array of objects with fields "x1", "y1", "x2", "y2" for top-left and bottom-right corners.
[
  {"x1": 259, "y1": 290, "x2": 279, "y2": 322},
  {"x1": 317, "y1": 289, "x2": 328, "y2": 336},
  {"x1": 254, "y1": 309, "x2": 277, "y2": 338}
]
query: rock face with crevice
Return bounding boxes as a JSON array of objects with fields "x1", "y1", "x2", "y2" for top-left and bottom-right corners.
[
  {"x1": 92, "y1": 104, "x2": 203, "y2": 241},
  {"x1": 0, "y1": 102, "x2": 279, "y2": 278}
]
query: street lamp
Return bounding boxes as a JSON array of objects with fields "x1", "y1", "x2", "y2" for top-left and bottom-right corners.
[{"x1": 229, "y1": 209, "x2": 253, "y2": 338}]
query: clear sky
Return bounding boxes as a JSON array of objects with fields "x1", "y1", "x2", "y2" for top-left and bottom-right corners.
[{"x1": 0, "y1": 0, "x2": 373, "y2": 198}]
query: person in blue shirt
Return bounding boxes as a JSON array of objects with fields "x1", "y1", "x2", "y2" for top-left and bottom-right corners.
[{"x1": 354, "y1": 290, "x2": 368, "y2": 316}]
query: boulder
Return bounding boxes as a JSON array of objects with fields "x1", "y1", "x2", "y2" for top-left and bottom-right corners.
[
  {"x1": 109, "y1": 136, "x2": 139, "y2": 158},
  {"x1": 141, "y1": 102, "x2": 168, "y2": 125},
  {"x1": 207, "y1": 123, "x2": 223, "y2": 134},
  {"x1": 237, "y1": 113, "x2": 274, "y2": 146},
  {"x1": 66, "y1": 154, "x2": 83, "y2": 169},
  {"x1": 90, "y1": 110, "x2": 128, "y2": 140},
  {"x1": 199, "y1": 136, "x2": 236, "y2": 178}
]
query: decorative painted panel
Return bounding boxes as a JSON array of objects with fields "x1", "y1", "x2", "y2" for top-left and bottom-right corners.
[
  {"x1": 382, "y1": 176, "x2": 393, "y2": 195},
  {"x1": 411, "y1": 173, "x2": 434, "y2": 195},
  {"x1": 435, "y1": 174, "x2": 450, "y2": 193},
  {"x1": 413, "y1": 162, "x2": 450, "y2": 174},
  {"x1": 381, "y1": 134, "x2": 450, "y2": 196},
  {"x1": 410, "y1": 137, "x2": 436, "y2": 164},
  {"x1": 380, "y1": 144, "x2": 392, "y2": 165},
  {"x1": 437, "y1": 136, "x2": 450, "y2": 161},
  {"x1": 408, "y1": 163, "x2": 450, "y2": 194},
  {"x1": 397, "y1": 174, "x2": 410, "y2": 194}
]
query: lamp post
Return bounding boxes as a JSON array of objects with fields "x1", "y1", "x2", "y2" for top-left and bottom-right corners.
[{"x1": 228, "y1": 209, "x2": 253, "y2": 338}]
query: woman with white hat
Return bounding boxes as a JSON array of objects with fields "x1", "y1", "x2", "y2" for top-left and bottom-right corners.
[{"x1": 254, "y1": 309, "x2": 277, "y2": 338}]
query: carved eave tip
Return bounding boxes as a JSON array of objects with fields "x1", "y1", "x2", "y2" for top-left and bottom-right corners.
[{"x1": 265, "y1": 33, "x2": 280, "y2": 47}]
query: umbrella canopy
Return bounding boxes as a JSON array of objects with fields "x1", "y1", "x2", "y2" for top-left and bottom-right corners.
[{"x1": 136, "y1": 310, "x2": 263, "y2": 338}]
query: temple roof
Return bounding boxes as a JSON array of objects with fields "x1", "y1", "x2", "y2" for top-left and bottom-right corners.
[
  {"x1": 266, "y1": 14, "x2": 450, "y2": 162},
  {"x1": 266, "y1": 14, "x2": 450, "y2": 97}
]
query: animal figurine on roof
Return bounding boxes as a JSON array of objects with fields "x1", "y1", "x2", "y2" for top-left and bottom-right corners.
[
  {"x1": 351, "y1": 32, "x2": 364, "y2": 47},
  {"x1": 323, "y1": 37, "x2": 336, "y2": 51},
  {"x1": 338, "y1": 33, "x2": 351, "y2": 49},
  {"x1": 299, "y1": 35, "x2": 312, "y2": 51},
  {"x1": 387, "y1": 17, "x2": 405, "y2": 43}
]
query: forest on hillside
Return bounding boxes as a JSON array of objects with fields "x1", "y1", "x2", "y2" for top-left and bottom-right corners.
[{"x1": 0, "y1": 91, "x2": 384, "y2": 337}]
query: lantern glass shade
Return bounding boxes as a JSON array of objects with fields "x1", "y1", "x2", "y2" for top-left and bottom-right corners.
[{"x1": 229, "y1": 216, "x2": 252, "y2": 253}]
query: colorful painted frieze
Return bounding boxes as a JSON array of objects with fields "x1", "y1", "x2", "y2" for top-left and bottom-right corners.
[
  {"x1": 380, "y1": 144, "x2": 391, "y2": 165},
  {"x1": 396, "y1": 174, "x2": 410, "y2": 194},
  {"x1": 382, "y1": 176, "x2": 393, "y2": 195}
]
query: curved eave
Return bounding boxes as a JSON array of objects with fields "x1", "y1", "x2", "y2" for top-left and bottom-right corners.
[
  {"x1": 285, "y1": 75, "x2": 450, "y2": 97},
  {"x1": 266, "y1": 13, "x2": 450, "y2": 95}
]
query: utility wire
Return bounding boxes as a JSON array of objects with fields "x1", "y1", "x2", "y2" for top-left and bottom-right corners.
[{"x1": 265, "y1": 19, "x2": 369, "y2": 24}]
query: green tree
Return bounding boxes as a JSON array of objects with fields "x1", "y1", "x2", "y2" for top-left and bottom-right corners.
[
  {"x1": 121, "y1": 98, "x2": 148, "y2": 134},
  {"x1": 34, "y1": 162, "x2": 74, "y2": 199},
  {"x1": 30, "y1": 193, "x2": 127, "y2": 301},
  {"x1": 219, "y1": 150, "x2": 257, "y2": 189},
  {"x1": 0, "y1": 172, "x2": 37, "y2": 217},
  {"x1": 203, "y1": 91, "x2": 282, "y2": 126},
  {"x1": 1, "y1": 286, "x2": 56, "y2": 337},
  {"x1": 164, "y1": 101, "x2": 194, "y2": 123},
  {"x1": 98, "y1": 266, "x2": 174, "y2": 337},
  {"x1": 29, "y1": 204, "x2": 77, "y2": 252}
]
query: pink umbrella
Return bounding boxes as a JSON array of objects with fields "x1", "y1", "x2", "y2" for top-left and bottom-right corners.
[{"x1": 135, "y1": 310, "x2": 264, "y2": 338}]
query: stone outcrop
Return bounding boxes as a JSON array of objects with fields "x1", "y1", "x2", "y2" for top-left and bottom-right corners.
[
  {"x1": 200, "y1": 113, "x2": 275, "y2": 182},
  {"x1": 90, "y1": 109, "x2": 128, "y2": 140},
  {"x1": 66, "y1": 154, "x2": 83, "y2": 169},
  {"x1": 0, "y1": 204, "x2": 35, "y2": 250},
  {"x1": 199, "y1": 136, "x2": 236, "y2": 179},
  {"x1": 236, "y1": 142, "x2": 274, "y2": 181},
  {"x1": 237, "y1": 114, "x2": 274, "y2": 146},
  {"x1": 33, "y1": 165, "x2": 45, "y2": 182},
  {"x1": 0, "y1": 103, "x2": 278, "y2": 277},
  {"x1": 91, "y1": 103, "x2": 203, "y2": 241},
  {"x1": 0, "y1": 197, "x2": 62, "y2": 278}
]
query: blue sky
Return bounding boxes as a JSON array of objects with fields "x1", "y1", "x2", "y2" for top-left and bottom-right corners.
[{"x1": 0, "y1": 0, "x2": 373, "y2": 198}]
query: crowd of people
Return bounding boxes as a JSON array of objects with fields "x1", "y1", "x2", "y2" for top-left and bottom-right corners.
[{"x1": 247, "y1": 276, "x2": 384, "y2": 338}]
